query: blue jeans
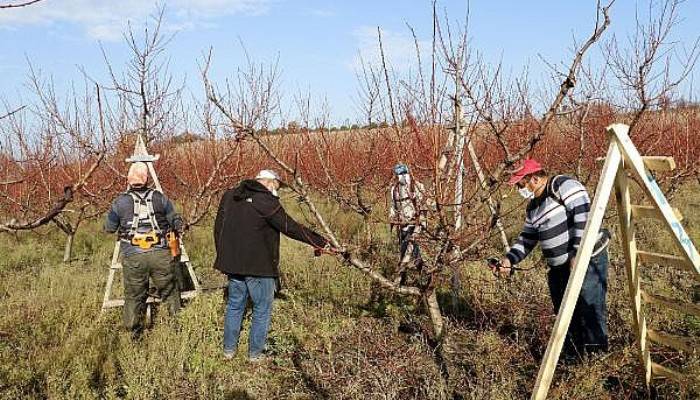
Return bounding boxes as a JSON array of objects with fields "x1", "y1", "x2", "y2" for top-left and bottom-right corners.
[
  {"x1": 548, "y1": 249, "x2": 609, "y2": 356},
  {"x1": 223, "y1": 275, "x2": 276, "y2": 357}
]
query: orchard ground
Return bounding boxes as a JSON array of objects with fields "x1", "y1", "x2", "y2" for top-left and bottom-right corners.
[{"x1": 0, "y1": 181, "x2": 698, "y2": 399}]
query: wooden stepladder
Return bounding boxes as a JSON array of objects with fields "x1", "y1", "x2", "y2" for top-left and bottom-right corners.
[
  {"x1": 532, "y1": 123, "x2": 700, "y2": 399},
  {"x1": 101, "y1": 134, "x2": 201, "y2": 318}
]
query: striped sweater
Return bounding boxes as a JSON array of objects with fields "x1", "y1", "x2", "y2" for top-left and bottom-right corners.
[{"x1": 506, "y1": 175, "x2": 591, "y2": 268}]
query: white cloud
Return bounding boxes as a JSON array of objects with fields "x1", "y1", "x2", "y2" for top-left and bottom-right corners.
[
  {"x1": 0, "y1": 0, "x2": 270, "y2": 41},
  {"x1": 350, "y1": 25, "x2": 430, "y2": 74},
  {"x1": 306, "y1": 8, "x2": 336, "y2": 18}
]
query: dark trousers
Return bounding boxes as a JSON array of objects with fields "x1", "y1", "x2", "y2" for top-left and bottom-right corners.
[
  {"x1": 548, "y1": 249, "x2": 609, "y2": 356},
  {"x1": 122, "y1": 249, "x2": 181, "y2": 333},
  {"x1": 398, "y1": 226, "x2": 423, "y2": 285},
  {"x1": 398, "y1": 226, "x2": 422, "y2": 265}
]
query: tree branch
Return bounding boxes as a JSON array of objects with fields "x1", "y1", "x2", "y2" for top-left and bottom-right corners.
[{"x1": 0, "y1": 0, "x2": 43, "y2": 9}]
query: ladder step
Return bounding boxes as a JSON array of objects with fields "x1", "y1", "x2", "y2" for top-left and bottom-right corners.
[
  {"x1": 651, "y1": 362, "x2": 690, "y2": 382},
  {"x1": 637, "y1": 250, "x2": 694, "y2": 273},
  {"x1": 637, "y1": 156, "x2": 676, "y2": 172},
  {"x1": 641, "y1": 290, "x2": 700, "y2": 318},
  {"x1": 102, "y1": 299, "x2": 124, "y2": 309},
  {"x1": 596, "y1": 156, "x2": 676, "y2": 171},
  {"x1": 125, "y1": 154, "x2": 160, "y2": 162},
  {"x1": 631, "y1": 205, "x2": 683, "y2": 222},
  {"x1": 110, "y1": 263, "x2": 123, "y2": 270},
  {"x1": 102, "y1": 290, "x2": 199, "y2": 310},
  {"x1": 647, "y1": 329, "x2": 697, "y2": 354}
]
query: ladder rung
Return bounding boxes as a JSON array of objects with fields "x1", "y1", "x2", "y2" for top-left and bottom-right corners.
[
  {"x1": 596, "y1": 156, "x2": 676, "y2": 171},
  {"x1": 102, "y1": 299, "x2": 124, "y2": 309},
  {"x1": 180, "y1": 290, "x2": 198, "y2": 299},
  {"x1": 641, "y1": 290, "x2": 700, "y2": 318},
  {"x1": 638, "y1": 156, "x2": 676, "y2": 172},
  {"x1": 102, "y1": 290, "x2": 199, "y2": 310},
  {"x1": 631, "y1": 205, "x2": 683, "y2": 222},
  {"x1": 126, "y1": 154, "x2": 160, "y2": 162},
  {"x1": 647, "y1": 329, "x2": 697, "y2": 354},
  {"x1": 651, "y1": 362, "x2": 689, "y2": 382},
  {"x1": 110, "y1": 263, "x2": 123, "y2": 270},
  {"x1": 637, "y1": 250, "x2": 694, "y2": 273}
]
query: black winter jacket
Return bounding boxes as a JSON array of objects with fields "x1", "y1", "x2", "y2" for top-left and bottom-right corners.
[{"x1": 213, "y1": 180, "x2": 327, "y2": 277}]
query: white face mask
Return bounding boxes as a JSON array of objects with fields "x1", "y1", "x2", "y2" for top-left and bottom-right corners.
[
  {"x1": 518, "y1": 187, "x2": 534, "y2": 199},
  {"x1": 398, "y1": 174, "x2": 410, "y2": 186},
  {"x1": 271, "y1": 188, "x2": 279, "y2": 197}
]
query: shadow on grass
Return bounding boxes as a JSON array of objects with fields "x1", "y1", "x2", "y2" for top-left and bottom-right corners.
[
  {"x1": 289, "y1": 336, "x2": 331, "y2": 400},
  {"x1": 89, "y1": 323, "x2": 123, "y2": 398},
  {"x1": 224, "y1": 389, "x2": 256, "y2": 400},
  {"x1": 436, "y1": 290, "x2": 549, "y2": 362}
]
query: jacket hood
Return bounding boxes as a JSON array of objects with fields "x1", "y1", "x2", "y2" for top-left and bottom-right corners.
[{"x1": 231, "y1": 179, "x2": 271, "y2": 200}]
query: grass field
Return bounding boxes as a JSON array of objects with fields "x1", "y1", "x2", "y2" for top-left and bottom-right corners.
[{"x1": 0, "y1": 183, "x2": 699, "y2": 399}]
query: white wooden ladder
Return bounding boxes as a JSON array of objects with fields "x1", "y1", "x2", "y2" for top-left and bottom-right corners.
[
  {"x1": 101, "y1": 135, "x2": 201, "y2": 318},
  {"x1": 532, "y1": 123, "x2": 699, "y2": 399}
]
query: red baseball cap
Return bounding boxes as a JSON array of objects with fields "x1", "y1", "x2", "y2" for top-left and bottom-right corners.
[{"x1": 508, "y1": 159, "x2": 543, "y2": 185}]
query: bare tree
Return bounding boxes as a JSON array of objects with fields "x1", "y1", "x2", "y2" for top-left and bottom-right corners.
[
  {"x1": 97, "y1": 7, "x2": 184, "y2": 145},
  {"x1": 604, "y1": 0, "x2": 700, "y2": 196},
  {"x1": 606, "y1": 0, "x2": 699, "y2": 135},
  {"x1": 199, "y1": 2, "x2": 614, "y2": 350}
]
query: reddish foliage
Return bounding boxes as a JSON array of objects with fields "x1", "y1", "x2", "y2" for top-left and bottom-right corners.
[{"x1": 2, "y1": 108, "x2": 698, "y2": 227}]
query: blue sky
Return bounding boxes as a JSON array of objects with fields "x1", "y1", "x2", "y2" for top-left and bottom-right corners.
[{"x1": 1, "y1": 0, "x2": 699, "y2": 125}]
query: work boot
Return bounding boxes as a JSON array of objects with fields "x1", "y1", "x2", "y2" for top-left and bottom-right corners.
[
  {"x1": 223, "y1": 348, "x2": 236, "y2": 360},
  {"x1": 248, "y1": 354, "x2": 268, "y2": 363},
  {"x1": 130, "y1": 327, "x2": 144, "y2": 342}
]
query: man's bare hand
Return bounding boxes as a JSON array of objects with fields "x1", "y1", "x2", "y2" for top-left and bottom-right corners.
[
  {"x1": 314, "y1": 243, "x2": 339, "y2": 257},
  {"x1": 490, "y1": 257, "x2": 512, "y2": 277}
]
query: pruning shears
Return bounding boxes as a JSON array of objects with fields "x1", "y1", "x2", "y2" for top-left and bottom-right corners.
[
  {"x1": 486, "y1": 257, "x2": 514, "y2": 277},
  {"x1": 486, "y1": 257, "x2": 536, "y2": 277}
]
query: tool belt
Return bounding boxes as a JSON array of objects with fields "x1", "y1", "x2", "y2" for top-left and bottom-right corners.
[{"x1": 121, "y1": 230, "x2": 164, "y2": 250}]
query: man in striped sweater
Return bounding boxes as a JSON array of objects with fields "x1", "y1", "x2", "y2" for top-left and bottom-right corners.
[{"x1": 497, "y1": 159, "x2": 610, "y2": 358}]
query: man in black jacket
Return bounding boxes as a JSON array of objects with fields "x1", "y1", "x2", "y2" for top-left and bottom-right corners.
[{"x1": 214, "y1": 169, "x2": 329, "y2": 361}]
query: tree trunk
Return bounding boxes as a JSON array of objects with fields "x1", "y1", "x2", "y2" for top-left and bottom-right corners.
[
  {"x1": 426, "y1": 290, "x2": 444, "y2": 341},
  {"x1": 63, "y1": 232, "x2": 74, "y2": 263}
]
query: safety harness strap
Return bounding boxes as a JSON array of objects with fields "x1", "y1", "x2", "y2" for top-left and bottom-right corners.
[{"x1": 126, "y1": 189, "x2": 161, "y2": 236}]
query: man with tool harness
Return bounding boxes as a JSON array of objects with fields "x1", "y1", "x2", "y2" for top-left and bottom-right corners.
[
  {"x1": 104, "y1": 161, "x2": 184, "y2": 337},
  {"x1": 388, "y1": 163, "x2": 428, "y2": 283}
]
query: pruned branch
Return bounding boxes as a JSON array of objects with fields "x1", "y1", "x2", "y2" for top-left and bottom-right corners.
[
  {"x1": 0, "y1": 0, "x2": 43, "y2": 9},
  {"x1": 0, "y1": 105, "x2": 26, "y2": 120}
]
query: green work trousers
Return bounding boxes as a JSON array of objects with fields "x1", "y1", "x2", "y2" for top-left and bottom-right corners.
[{"x1": 122, "y1": 249, "x2": 181, "y2": 332}]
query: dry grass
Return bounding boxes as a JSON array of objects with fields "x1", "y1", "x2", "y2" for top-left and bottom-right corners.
[{"x1": 0, "y1": 183, "x2": 698, "y2": 399}]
